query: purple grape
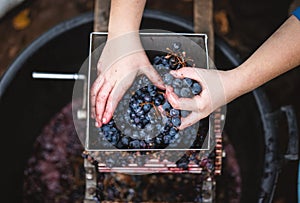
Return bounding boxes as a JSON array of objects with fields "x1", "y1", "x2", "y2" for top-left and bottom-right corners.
[
  {"x1": 144, "y1": 94, "x2": 152, "y2": 102},
  {"x1": 192, "y1": 82, "x2": 202, "y2": 95},
  {"x1": 171, "y1": 117, "x2": 181, "y2": 127},
  {"x1": 170, "y1": 109, "x2": 180, "y2": 117},
  {"x1": 162, "y1": 101, "x2": 171, "y2": 112},
  {"x1": 163, "y1": 135, "x2": 171, "y2": 144},
  {"x1": 153, "y1": 56, "x2": 161, "y2": 65},
  {"x1": 143, "y1": 104, "x2": 151, "y2": 112},
  {"x1": 121, "y1": 136, "x2": 130, "y2": 146},
  {"x1": 184, "y1": 78, "x2": 193, "y2": 87},
  {"x1": 169, "y1": 127, "x2": 178, "y2": 137},
  {"x1": 129, "y1": 140, "x2": 140, "y2": 149},
  {"x1": 172, "y1": 42, "x2": 182, "y2": 51}
]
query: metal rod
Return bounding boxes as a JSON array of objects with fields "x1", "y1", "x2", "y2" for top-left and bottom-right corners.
[{"x1": 32, "y1": 72, "x2": 86, "y2": 80}]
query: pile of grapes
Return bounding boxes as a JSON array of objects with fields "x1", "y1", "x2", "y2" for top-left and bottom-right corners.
[{"x1": 94, "y1": 42, "x2": 205, "y2": 151}]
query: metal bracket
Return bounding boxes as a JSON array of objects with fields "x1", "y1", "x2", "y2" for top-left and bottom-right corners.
[{"x1": 84, "y1": 158, "x2": 98, "y2": 202}]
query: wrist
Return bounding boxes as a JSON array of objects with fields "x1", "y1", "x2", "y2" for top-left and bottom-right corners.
[
  {"x1": 107, "y1": 0, "x2": 145, "y2": 40},
  {"x1": 107, "y1": 30, "x2": 139, "y2": 41},
  {"x1": 99, "y1": 31, "x2": 145, "y2": 71},
  {"x1": 221, "y1": 68, "x2": 246, "y2": 104}
]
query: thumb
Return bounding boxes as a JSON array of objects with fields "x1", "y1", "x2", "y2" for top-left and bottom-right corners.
[{"x1": 141, "y1": 65, "x2": 166, "y2": 90}]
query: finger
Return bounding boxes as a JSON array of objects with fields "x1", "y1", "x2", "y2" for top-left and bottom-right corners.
[
  {"x1": 178, "y1": 111, "x2": 201, "y2": 130},
  {"x1": 95, "y1": 80, "x2": 114, "y2": 126},
  {"x1": 166, "y1": 86, "x2": 199, "y2": 112},
  {"x1": 102, "y1": 79, "x2": 132, "y2": 124},
  {"x1": 142, "y1": 65, "x2": 165, "y2": 90},
  {"x1": 170, "y1": 67, "x2": 205, "y2": 82},
  {"x1": 90, "y1": 76, "x2": 105, "y2": 119},
  {"x1": 102, "y1": 71, "x2": 135, "y2": 124}
]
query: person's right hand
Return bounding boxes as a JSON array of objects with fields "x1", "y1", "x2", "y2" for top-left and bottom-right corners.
[{"x1": 90, "y1": 33, "x2": 165, "y2": 127}]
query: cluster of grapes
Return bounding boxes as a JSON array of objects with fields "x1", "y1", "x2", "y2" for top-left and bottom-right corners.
[
  {"x1": 97, "y1": 42, "x2": 203, "y2": 150},
  {"x1": 183, "y1": 78, "x2": 202, "y2": 95},
  {"x1": 129, "y1": 85, "x2": 164, "y2": 129},
  {"x1": 99, "y1": 84, "x2": 181, "y2": 150},
  {"x1": 152, "y1": 43, "x2": 202, "y2": 95}
]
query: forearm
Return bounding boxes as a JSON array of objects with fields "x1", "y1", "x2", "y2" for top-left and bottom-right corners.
[
  {"x1": 225, "y1": 15, "x2": 300, "y2": 102},
  {"x1": 108, "y1": 0, "x2": 146, "y2": 39}
]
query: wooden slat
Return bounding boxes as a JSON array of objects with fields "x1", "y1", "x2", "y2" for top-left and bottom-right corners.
[
  {"x1": 193, "y1": 0, "x2": 214, "y2": 61},
  {"x1": 93, "y1": 0, "x2": 110, "y2": 32}
]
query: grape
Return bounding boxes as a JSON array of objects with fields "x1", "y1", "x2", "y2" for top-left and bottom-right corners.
[
  {"x1": 184, "y1": 78, "x2": 193, "y2": 87},
  {"x1": 180, "y1": 87, "x2": 191, "y2": 97},
  {"x1": 144, "y1": 94, "x2": 152, "y2": 102},
  {"x1": 172, "y1": 42, "x2": 181, "y2": 51},
  {"x1": 170, "y1": 109, "x2": 180, "y2": 117},
  {"x1": 169, "y1": 127, "x2": 177, "y2": 137},
  {"x1": 139, "y1": 140, "x2": 147, "y2": 148},
  {"x1": 129, "y1": 140, "x2": 140, "y2": 149},
  {"x1": 153, "y1": 56, "x2": 161, "y2": 65},
  {"x1": 156, "y1": 64, "x2": 165, "y2": 70},
  {"x1": 142, "y1": 76, "x2": 149, "y2": 84},
  {"x1": 143, "y1": 104, "x2": 151, "y2": 112},
  {"x1": 154, "y1": 94, "x2": 164, "y2": 106},
  {"x1": 163, "y1": 135, "x2": 171, "y2": 144},
  {"x1": 121, "y1": 136, "x2": 130, "y2": 146},
  {"x1": 174, "y1": 88, "x2": 181, "y2": 96},
  {"x1": 162, "y1": 101, "x2": 171, "y2": 111},
  {"x1": 155, "y1": 136, "x2": 163, "y2": 145},
  {"x1": 173, "y1": 78, "x2": 182, "y2": 87},
  {"x1": 192, "y1": 82, "x2": 202, "y2": 95},
  {"x1": 169, "y1": 57, "x2": 177, "y2": 70},
  {"x1": 171, "y1": 117, "x2": 181, "y2": 127},
  {"x1": 163, "y1": 73, "x2": 173, "y2": 85},
  {"x1": 161, "y1": 58, "x2": 169, "y2": 66},
  {"x1": 134, "y1": 117, "x2": 140, "y2": 124}
]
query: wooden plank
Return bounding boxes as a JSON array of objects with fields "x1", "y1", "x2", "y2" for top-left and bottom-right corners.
[
  {"x1": 194, "y1": 0, "x2": 214, "y2": 61},
  {"x1": 93, "y1": 0, "x2": 110, "y2": 32}
]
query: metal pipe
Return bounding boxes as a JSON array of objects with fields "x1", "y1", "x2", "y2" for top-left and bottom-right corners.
[{"x1": 32, "y1": 72, "x2": 86, "y2": 80}]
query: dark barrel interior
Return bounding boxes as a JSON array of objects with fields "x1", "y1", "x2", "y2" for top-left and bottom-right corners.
[{"x1": 0, "y1": 10, "x2": 275, "y2": 203}]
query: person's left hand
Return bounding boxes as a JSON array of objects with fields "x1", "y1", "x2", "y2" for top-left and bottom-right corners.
[{"x1": 165, "y1": 67, "x2": 228, "y2": 130}]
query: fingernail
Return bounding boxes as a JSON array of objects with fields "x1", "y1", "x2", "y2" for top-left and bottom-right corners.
[
  {"x1": 95, "y1": 121, "x2": 99, "y2": 127},
  {"x1": 102, "y1": 117, "x2": 106, "y2": 123}
]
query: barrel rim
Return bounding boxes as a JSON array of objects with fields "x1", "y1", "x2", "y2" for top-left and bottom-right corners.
[{"x1": 0, "y1": 12, "x2": 94, "y2": 98}]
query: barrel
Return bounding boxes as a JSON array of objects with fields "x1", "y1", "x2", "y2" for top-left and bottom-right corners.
[{"x1": 0, "y1": 10, "x2": 293, "y2": 203}]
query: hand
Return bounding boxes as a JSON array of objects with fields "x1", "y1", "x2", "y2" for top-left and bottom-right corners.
[
  {"x1": 90, "y1": 33, "x2": 165, "y2": 127},
  {"x1": 165, "y1": 67, "x2": 229, "y2": 130}
]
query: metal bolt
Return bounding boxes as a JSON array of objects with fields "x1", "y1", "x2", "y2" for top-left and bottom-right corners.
[
  {"x1": 87, "y1": 187, "x2": 96, "y2": 195},
  {"x1": 86, "y1": 173, "x2": 93, "y2": 180}
]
